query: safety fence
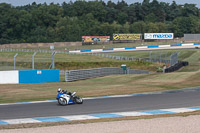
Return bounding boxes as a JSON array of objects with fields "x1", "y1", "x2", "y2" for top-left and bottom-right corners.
[
  {"x1": 0, "y1": 48, "x2": 179, "y2": 71},
  {"x1": 65, "y1": 67, "x2": 149, "y2": 82},
  {"x1": 0, "y1": 42, "x2": 190, "y2": 71},
  {"x1": 89, "y1": 52, "x2": 178, "y2": 67}
]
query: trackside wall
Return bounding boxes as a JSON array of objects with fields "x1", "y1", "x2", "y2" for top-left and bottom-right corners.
[
  {"x1": 19, "y1": 69, "x2": 60, "y2": 83},
  {"x1": 0, "y1": 70, "x2": 19, "y2": 84}
]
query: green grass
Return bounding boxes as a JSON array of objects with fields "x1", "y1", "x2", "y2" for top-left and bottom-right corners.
[
  {"x1": 107, "y1": 49, "x2": 200, "y2": 71},
  {"x1": 18, "y1": 40, "x2": 187, "y2": 51},
  {"x1": 0, "y1": 51, "x2": 160, "y2": 71},
  {"x1": 0, "y1": 45, "x2": 200, "y2": 103},
  {"x1": 0, "y1": 70, "x2": 200, "y2": 103}
]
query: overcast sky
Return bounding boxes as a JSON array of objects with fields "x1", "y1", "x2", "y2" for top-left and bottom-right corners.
[{"x1": 0, "y1": 0, "x2": 200, "y2": 7}]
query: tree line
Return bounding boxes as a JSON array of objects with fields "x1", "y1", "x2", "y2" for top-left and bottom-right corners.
[{"x1": 0, "y1": 0, "x2": 200, "y2": 44}]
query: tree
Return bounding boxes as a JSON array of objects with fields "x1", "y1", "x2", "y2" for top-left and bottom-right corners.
[
  {"x1": 141, "y1": 0, "x2": 150, "y2": 19},
  {"x1": 115, "y1": 0, "x2": 128, "y2": 11},
  {"x1": 144, "y1": 13, "x2": 157, "y2": 22},
  {"x1": 150, "y1": 0, "x2": 165, "y2": 22},
  {"x1": 147, "y1": 22, "x2": 159, "y2": 33},
  {"x1": 171, "y1": 16, "x2": 200, "y2": 37},
  {"x1": 120, "y1": 22, "x2": 130, "y2": 33},
  {"x1": 181, "y1": 4, "x2": 199, "y2": 17},
  {"x1": 107, "y1": 0, "x2": 116, "y2": 8},
  {"x1": 117, "y1": 12, "x2": 128, "y2": 25},
  {"x1": 0, "y1": 1, "x2": 200, "y2": 44},
  {"x1": 156, "y1": 22, "x2": 168, "y2": 33},
  {"x1": 167, "y1": 1, "x2": 181, "y2": 21},
  {"x1": 111, "y1": 21, "x2": 121, "y2": 34},
  {"x1": 130, "y1": 21, "x2": 146, "y2": 34}
]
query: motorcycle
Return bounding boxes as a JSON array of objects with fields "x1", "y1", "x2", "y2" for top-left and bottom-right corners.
[{"x1": 56, "y1": 91, "x2": 83, "y2": 106}]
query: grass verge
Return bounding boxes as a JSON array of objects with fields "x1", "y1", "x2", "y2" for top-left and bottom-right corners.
[
  {"x1": 0, "y1": 48, "x2": 199, "y2": 103},
  {"x1": 0, "y1": 70, "x2": 200, "y2": 103}
]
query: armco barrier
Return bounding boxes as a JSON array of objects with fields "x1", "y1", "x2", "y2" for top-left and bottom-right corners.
[
  {"x1": 0, "y1": 69, "x2": 59, "y2": 84},
  {"x1": 65, "y1": 67, "x2": 149, "y2": 82},
  {"x1": 19, "y1": 69, "x2": 60, "y2": 83}
]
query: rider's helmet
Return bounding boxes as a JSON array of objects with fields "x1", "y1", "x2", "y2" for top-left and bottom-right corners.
[{"x1": 57, "y1": 88, "x2": 62, "y2": 93}]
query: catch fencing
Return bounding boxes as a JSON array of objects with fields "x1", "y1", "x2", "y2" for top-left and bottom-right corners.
[
  {"x1": 0, "y1": 48, "x2": 56, "y2": 71},
  {"x1": 147, "y1": 52, "x2": 179, "y2": 67},
  {"x1": 0, "y1": 48, "x2": 179, "y2": 72},
  {"x1": 88, "y1": 51, "x2": 179, "y2": 67},
  {"x1": 65, "y1": 67, "x2": 149, "y2": 82}
]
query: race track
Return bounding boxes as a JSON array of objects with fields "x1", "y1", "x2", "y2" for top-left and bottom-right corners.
[{"x1": 1, "y1": 88, "x2": 200, "y2": 120}]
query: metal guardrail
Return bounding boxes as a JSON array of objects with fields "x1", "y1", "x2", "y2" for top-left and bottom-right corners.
[
  {"x1": 127, "y1": 69, "x2": 149, "y2": 74},
  {"x1": 65, "y1": 67, "x2": 149, "y2": 82}
]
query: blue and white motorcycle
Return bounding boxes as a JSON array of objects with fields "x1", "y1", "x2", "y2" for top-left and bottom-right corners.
[{"x1": 56, "y1": 91, "x2": 83, "y2": 106}]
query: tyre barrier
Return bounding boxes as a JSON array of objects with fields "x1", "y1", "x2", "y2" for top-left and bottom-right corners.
[{"x1": 164, "y1": 61, "x2": 189, "y2": 73}]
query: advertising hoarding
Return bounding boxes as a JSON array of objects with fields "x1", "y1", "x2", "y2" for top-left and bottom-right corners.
[
  {"x1": 113, "y1": 34, "x2": 141, "y2": 41},
  {"x1": 82, "y1": 36, "x2": 110, "y2": 44},
  {"x1": 144, "y1": 33, "x2": 174, "y2": 40}
]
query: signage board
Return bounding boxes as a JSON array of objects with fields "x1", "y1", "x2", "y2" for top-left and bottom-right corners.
[
  {"x1": 113, "y1": 34, "x2": 141, "y2": 40},
  {"x1": 82, "y1": 36, "x2": 110, "y2": 44},
  {"x1": 144, "y1": 33, "x2": 174, "y2": 39}
]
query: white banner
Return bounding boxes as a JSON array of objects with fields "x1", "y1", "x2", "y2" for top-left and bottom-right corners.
[
  {"x1": 0, "y1": 71, "x2": 19, "y2": 84},
  {"x1": 145, "y1": 33, "x2": 174, "y2": 40}
]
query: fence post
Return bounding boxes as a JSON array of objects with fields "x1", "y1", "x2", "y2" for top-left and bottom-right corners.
[
  {"x1": 51, "y1": 51, "x2": 56, "y2": 69},
  {"x1": 32, "y1": 52, "x2": 37, "y2": 70},
  {"x1": 149, "y1": 51, "x2": 152, "y2": 62},
  {"x1": 170, "y1": 54, "x2": 173, "y2": 66},
  {"x1": 14, "y1": 53, "x2": 18, "y2": 70},
  {"x1": 160, "y1": 53, "x2": 162, "y2": 63}
]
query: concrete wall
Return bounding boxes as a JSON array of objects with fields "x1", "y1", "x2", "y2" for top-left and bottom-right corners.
[
  {"x1": 0, "y1": 69, "x2": 60, "y2": 84},
  {"x1": 0, "y1": 71, "x2": 19, "y2": 84},
  {"x1": 19, "y1": 69, "x2": 60, "y2": 83}
]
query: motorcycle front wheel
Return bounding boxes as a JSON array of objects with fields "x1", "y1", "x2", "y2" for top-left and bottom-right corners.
[
  {"x1": 74, "y1": 96, "x2": 83, "y2": 104},
  {"x1": 58, "y1": 97, "x2": 67, "y2": 106}
]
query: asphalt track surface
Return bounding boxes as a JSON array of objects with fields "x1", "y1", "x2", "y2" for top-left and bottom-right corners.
[{"x1": 1, "y1": 89, "x2": 200, "y2": 120}]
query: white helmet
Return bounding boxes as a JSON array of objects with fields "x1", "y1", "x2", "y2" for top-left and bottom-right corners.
[{"x1": 57, "y1": 88, "x2": 62, "y2": 92}]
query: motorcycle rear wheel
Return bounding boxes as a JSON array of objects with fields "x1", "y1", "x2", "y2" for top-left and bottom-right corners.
[{"x1": 58, "y1": 97, "x2": 67, "y2": 106}]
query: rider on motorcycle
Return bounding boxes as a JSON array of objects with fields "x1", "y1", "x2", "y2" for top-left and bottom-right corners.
[{"x1": 57, "y1": 88, "x2": 71, "y2": 95}]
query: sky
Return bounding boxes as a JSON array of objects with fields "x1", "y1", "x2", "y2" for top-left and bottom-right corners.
[{"x1": 0, "y1": 0, "x2": 200, "y2": 7}]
